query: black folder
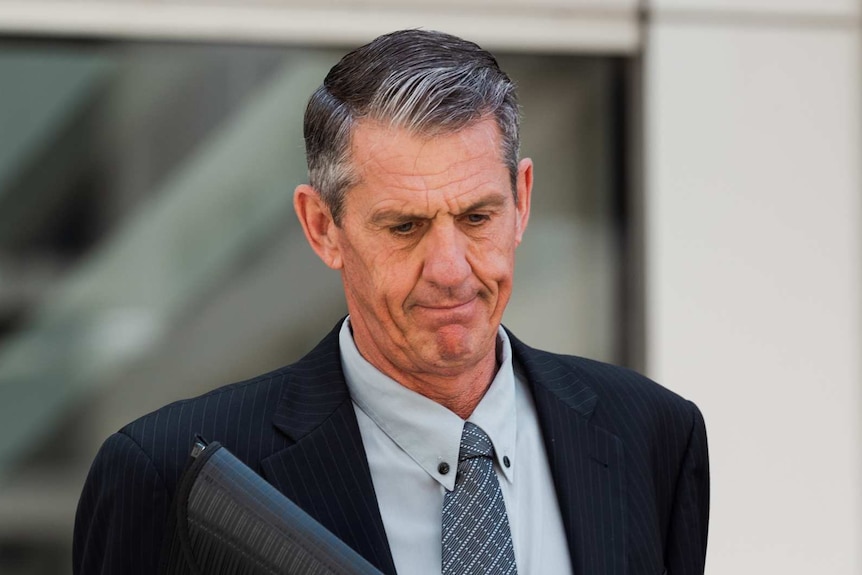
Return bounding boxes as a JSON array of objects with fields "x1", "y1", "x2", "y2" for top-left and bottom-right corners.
[{"x1": 160, "y1": 438, "x2": 384, "y2": 575}]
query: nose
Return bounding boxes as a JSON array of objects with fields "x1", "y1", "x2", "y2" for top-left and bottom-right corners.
[{"x1": 420, "y1": 221, "x2": 472, "y2": 289}]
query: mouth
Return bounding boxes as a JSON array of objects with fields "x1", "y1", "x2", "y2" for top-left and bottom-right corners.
[{"x1": 413, "y1": 295, "x2": 478, "y2": 312}]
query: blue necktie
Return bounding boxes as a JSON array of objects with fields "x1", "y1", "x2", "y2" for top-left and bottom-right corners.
[{"x1": 441, "y1": 422, "x2": 518, "y2": 574}]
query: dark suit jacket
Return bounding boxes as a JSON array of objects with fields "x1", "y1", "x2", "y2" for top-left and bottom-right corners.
[{"x1": 74, "y1": 320, "x2": 709, "y2": 575}]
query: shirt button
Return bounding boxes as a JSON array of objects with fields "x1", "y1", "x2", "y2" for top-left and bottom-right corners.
[
  {"x1": 503, "y1": 456, "x2": 511, "y2": 468},
  {"x1": 438, "y1": 462, "x2": 450, "y2": 475}
]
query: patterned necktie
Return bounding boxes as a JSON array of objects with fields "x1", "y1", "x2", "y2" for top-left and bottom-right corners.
[{"x1": 441, "y1": 422, "x2": 518, "y2": 575}]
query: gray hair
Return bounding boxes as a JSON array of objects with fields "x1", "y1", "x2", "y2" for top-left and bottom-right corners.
[{"x1": 303, "y1": 29, "x2": 521, "y2": 225}]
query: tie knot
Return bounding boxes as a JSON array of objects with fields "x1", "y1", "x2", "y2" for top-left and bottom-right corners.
[{"x1": 458, "y1": 422, "x2": 494, "y2": 461}]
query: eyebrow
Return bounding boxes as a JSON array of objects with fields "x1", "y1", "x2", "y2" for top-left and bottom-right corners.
[
  {"x1": 460, "y1": 195, "x2": 509, "y2": 214},
  {"x1": 369, "y1": 194, "x2": 510, "y2": 226}
]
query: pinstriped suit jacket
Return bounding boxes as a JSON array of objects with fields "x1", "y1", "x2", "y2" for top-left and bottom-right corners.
[{"x1": 73, "y1": 320, "x2": 709, "y2": 575}]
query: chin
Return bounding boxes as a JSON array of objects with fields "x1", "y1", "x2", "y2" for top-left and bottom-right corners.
[{"x1": 429, "y1": 326, "x2": 487, "y2": 366}]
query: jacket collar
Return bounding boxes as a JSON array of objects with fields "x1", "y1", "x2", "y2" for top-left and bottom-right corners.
[
  {"x1": 262, "y1": 319, "x2": 397, "y2": 575},
  {"x1": 270, "y1": 320, "x2": 352, "y2": 442},
  {"x1": 508, "y1": 329, "x2": 627, "y2": 575},
  {"x1": 505, "y1": 328, "x2": 599, "y2": 419}
]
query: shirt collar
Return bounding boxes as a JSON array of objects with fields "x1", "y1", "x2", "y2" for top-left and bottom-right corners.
[{"x1": 339, "y1": 317, "x2": 517, "y2": 491}]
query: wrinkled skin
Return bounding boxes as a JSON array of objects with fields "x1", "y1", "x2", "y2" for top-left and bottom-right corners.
[{"x1": 294, "y1": 118, "x2": 532, "y2": 417}]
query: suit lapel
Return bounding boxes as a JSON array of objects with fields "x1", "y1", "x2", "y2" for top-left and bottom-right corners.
[
  {"x1": 260, "y1": 323, "x2": 397, "y2": 575},
  {"x1": 510, "y1": 332, "x2": 627, "y2": 575}
]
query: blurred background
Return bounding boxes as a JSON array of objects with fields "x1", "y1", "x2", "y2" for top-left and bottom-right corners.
[{"x1": 0, "y1": 1, "x2": 858, "y2": 574}]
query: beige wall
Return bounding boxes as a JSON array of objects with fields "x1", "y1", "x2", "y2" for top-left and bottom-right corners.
[
  {"x1": 645, "y1": 1, "x2": 862, "y2": 573},
  {"x1": 0, "y1": 0, "x2": 639, "y2": 53}
]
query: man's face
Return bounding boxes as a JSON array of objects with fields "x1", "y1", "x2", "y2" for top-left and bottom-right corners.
[{"x1": 305, "y1": 118, "x2": 531, "y2": 382}]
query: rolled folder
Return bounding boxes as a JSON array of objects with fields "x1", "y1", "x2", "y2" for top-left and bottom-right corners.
[{"x1": 160, "y1": 439, "x2": 384, "y2": 575}]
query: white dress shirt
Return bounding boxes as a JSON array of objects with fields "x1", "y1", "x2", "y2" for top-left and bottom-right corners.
[{"x1": 339, "y1": 318, "x2": 572, "y2": 575}]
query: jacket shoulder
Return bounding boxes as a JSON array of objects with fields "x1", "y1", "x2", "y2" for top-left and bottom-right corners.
[
  {"x1": 510, "y1": 333, "x2": 703, "y2": 439},
  {"x1": 117, "y1": 365, "x2": 293, "y2": 493},
  {"x1": 549, "y1": 351, "x2": 692, "y2": 409}
]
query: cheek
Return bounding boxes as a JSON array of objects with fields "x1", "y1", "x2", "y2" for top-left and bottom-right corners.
[
  {"x1": 340, "y1": 244, "x2": 377, "y2": 300},
  {"x1": 370, "y1": 246, "x2": 411, "y2": 286},
  {"x1": 344, "y1": 241, "x2": 416, "y2": 307},
  {"x1": 469, "y1": 234, "x2": 518, "y2": 283}
]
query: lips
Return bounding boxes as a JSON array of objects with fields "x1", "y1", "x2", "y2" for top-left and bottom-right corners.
[
  {"x1": 408, "y1": 297, "x2": 479, "y2": 329},
  {"x1": 412, "y1": 295, "x2": 478, "y2": 312},
  {"x1": 420, "y1": 302, "x2": 472, "y2": 311}
]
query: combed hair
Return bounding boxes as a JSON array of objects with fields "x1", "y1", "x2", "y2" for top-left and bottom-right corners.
[{"x1": 303, "y1": 29, "x2": 521, "y2": 225}]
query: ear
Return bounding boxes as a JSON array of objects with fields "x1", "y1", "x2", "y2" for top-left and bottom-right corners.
[
  {"x1": 293, "y1": 184, "x2": 343, "y2": 269},
  {"x1": 514, "y1": 158, "x2": 533, "y2": 245}
]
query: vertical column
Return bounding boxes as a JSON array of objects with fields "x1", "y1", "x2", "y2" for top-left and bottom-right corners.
[{"x1": 644, "y1": 1, "x2": 861, "y2": 573}]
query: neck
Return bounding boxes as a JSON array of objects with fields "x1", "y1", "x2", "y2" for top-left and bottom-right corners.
[
  {"x1": 399, "y1": 357, "x2": 498, "y2": 420},
  {"x1": 352, "y1": 334, "x2": 499, "y2": 420}
]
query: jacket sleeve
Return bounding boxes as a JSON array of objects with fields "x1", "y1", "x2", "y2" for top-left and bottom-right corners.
[
  {"x1": 73, "y1": 432, "x2": 170, "y2": 575},
  {"x1": 665, "y1": 402, "x2": 710, "y2": 574}
]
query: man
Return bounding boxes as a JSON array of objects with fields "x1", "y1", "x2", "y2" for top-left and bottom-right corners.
[{"x1": 74, "y1": 30, "x2": 709, "y2": 575}]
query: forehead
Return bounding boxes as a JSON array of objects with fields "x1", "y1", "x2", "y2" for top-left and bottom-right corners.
[{"x1": 346, "y1": 118, "x2": 509, "y2": 200}]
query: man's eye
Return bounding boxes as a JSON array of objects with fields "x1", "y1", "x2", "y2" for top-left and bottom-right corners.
[
  {"x1": 391, "y1": 222, "x2": 416, "y2": 234},
  {"x1": 465, "y1": 214, "x2": 489, "y2": 224}
]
